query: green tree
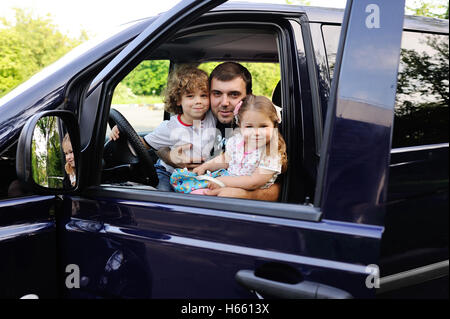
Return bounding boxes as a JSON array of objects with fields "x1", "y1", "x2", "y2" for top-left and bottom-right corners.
[
  {"x1": 123, "y1": 60, "x2": 170, "y2": 96},
  {"x1": 394, "y1": 34, "x2": 449, "y2": 147},
  {"x1": 0, "y1": 8, "x2": 86, "y2": 97},
  {"x1": 397, "y1": 37, "x2": 449, "y2": 105},
  {"x1": 285, "y1": 0, "x2": 449, "y2": 19},
  {"x1": 32, "y1": 116, "x2": 65, "y2": 187},
  {"x1": 406, "y1": 0, "x2": 449, "y2": 19}
]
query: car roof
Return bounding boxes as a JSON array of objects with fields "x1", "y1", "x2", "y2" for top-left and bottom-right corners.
[
  {"x1": 212, "y1": 1, "x2": 449, "y2": 33},
  {"x1": 148, "y1": 2, "x2": 448, "y2": 63}
]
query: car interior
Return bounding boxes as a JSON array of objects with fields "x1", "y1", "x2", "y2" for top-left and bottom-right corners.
[{"x1": 101, "y1": 24, "x2": 302, "y2": 204}]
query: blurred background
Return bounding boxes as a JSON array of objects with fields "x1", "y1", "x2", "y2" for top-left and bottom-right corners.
[{"x1": 0, "y1": 0, "x2": 448, "y2": 104}]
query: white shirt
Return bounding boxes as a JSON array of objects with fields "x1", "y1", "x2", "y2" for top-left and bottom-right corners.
[{"x1": 144, "y1": 110, "x2": 217, "y2": 173}]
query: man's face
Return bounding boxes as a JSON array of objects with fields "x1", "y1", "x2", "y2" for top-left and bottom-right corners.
[{"x1": 210, "y1": 77, "x2": 247, "y2": 124}]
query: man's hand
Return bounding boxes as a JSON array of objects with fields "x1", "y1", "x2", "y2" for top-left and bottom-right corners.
[
  {"x1": 109, "y1": 125, "x2": 120, "y2": 141},
  {"x1": 156, "y1": 145, "x2": 204, "y2": 169},
  {"x1": 169, "y1": 144, "x2": 203, "y2": 169},
  {"x1": 193, "y1": 164, "x2": 207, "y2": 176}
]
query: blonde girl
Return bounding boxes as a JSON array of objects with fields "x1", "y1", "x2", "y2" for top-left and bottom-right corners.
[
  {"x1": 63, "y1": 133, "x2": 76, "y2": 186},
  {"x1": 193, "y1": 94, "x2": 287, "y2": 191}
]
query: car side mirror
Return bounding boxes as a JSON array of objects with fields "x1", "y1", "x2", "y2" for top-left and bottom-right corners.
[{"x1": 16, "y1": 110, "x2": 80, "y2": 194}]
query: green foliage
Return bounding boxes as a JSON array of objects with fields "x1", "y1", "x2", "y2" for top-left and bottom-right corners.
[
  {"x1": 285, "y1": 0, "x2": 449, "y2": 19},
  {"x1": 47, "y1": 131, "x2": 64, "y2": 188},
  {"x1": 115, "y1": 61, "x2": 281, "y2": 104},
  {"x1": 123, "y1": 60, "x2": 170, "y2": 96},
  {"x1": 112, "y1": 82, "x2": 137, "y2": 103},
  {"x1": 0, "y1": 8, "x2": 86, "y2": 97},
  {"x1": 32, "y1": 116, "x2": 64, "y2": 187},
  {"x1": 397, "y1": 35, "x2": 449, "y2": 106},
  {"x1": 241, "y1": 62, "x2": 281, "y2": 97},
  {"x1": 394, "y1": 34, "x2": 449, "y2": 147},
  {"x1": 198, "y1": 62, "x2": 221, "y2": 77},
  {"x1": 406, "y1": 0, "x2": 449, "y2": 19},
  {"x1": 284, "y1": 0, "x2": 311, "y2": 5}
]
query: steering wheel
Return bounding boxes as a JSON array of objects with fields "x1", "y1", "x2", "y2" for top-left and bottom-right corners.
[{"x1": 106, "y1": 108, "x2": 159, "y2": 187}]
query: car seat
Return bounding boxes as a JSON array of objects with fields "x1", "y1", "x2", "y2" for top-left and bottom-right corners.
[{"x1": 271, "y1": 80, "x2": 288, "y2": 202}]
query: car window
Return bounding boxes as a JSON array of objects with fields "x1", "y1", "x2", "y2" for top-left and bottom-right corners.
[
  {"x1": 393, "y1": 31, "x2": 449, "y2": 148},
  {"x1": 322, "y1": 25, "x2": 449, "y2": 148},
  {"x1": 321, "y1": 25, "x2": 340, "y2": 79},
  {"x1": 100, "y1": 24, "x2": 303, "y2": 206},
  {"x1": 109, "y1": 60, "x2": 169, "y2": 134}
]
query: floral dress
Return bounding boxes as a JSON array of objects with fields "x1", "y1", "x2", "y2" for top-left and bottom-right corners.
[{"x1": 225, "y1": 133, "x2": 281, "y2": 189}]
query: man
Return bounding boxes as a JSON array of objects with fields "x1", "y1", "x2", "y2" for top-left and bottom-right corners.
[{"x1": 157, "y1": 62, "x2": 281, "y2": 201}]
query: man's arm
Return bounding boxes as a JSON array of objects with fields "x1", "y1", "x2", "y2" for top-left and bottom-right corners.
[
  {"x1": 156, "y1": 145, "x2": 203, "y2": 169},
  {"x1": 156, "y1": 147, "x2": 177, "y2": 167},
  {"x1": 205, "y1": 182, "x2": 281, "y2": 201}
]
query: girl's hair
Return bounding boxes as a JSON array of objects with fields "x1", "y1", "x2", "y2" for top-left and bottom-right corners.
[
  {"x1": 164, "y1": 65, "x2": 209, "y2": 114},
  {"x1": 237, "y1": 95, "x2": 288, "y2": 173},
  {"x1": 62, "y1": 133, "x2": 75, "y2": 176}
]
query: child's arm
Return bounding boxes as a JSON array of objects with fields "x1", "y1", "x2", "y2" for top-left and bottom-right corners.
[
  {"x1": 213, "y1": 168, "x2": 276, "y2": 190},
  {"x1": 193, "y1": 152, "x2": 229, "y2": 175}
]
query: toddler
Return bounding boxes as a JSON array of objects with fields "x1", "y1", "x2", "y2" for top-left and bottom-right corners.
[{"x1": 191, "y1": 94, "x2": 287, "y2": 193}]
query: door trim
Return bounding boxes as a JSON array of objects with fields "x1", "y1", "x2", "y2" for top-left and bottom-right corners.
[
  {"x1": 84, "y1": 186, "x2": 322, "y2": 222},
  {"x1": 377, "y1": 260, "x2": 449, "y2": 294},
  {"x1": 0, "y1": 222, "x2": 55, "y2": 242}
]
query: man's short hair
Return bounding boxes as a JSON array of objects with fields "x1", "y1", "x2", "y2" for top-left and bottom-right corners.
[{"x1": 209, "y1": 62, "x2": 252, "y2": 94}]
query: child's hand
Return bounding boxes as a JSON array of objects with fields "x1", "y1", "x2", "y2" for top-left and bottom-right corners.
[
  {"x1": 109, "y1": 125, "x2": 120, "y2": 141},
  {"x1": 193, "y1": 165, "x2": 206, "y2": 176}
]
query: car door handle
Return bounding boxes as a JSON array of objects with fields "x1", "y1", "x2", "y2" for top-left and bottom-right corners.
[{"x1": 235, "y1": 269, "x2": 353, "y2": 299}]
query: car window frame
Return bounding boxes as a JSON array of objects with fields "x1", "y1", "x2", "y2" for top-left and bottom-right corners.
[
  {"x1": 321, "y1": 24, "x2": 449, "y2": 152},
  {"x1": 85, "y1": 17, "x2": 323, "y2": 222}
]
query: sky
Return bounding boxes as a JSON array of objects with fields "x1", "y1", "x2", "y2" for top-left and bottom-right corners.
[{"x1": 0, "y1": 0, "x2": 347, "y2": 38}]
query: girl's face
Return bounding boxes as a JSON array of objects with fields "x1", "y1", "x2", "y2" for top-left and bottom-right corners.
[
  {"x1": 178, "y1": 88, "x2": 210, "y2": 121},
  {"x1": 64, "y1": 143, "x2": 75, "y2": 168},
  {"x1": 239, "y1": 110, "x2": 275, "y2": 149}
]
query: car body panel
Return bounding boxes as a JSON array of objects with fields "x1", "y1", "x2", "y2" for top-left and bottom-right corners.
[
  {"x1": 62, "y1": 194, "x2": 382, "y2": 298},
  {"x1": 316, "y1": 0, "x2": 406, "y2": 226},
  {"x1": 0, "y1": 196, "x2": 57, "y2": 298}
]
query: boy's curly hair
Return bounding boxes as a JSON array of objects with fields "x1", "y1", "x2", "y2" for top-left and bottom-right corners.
[{"x1": 164, "y1": 65, "x2": 209, "y2": 114}]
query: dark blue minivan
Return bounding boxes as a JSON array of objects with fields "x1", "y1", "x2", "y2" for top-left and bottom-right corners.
[{"x1": 0, "y1": 0, "x2": 448, "y2": 299}]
